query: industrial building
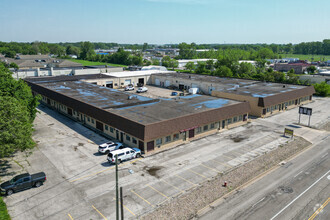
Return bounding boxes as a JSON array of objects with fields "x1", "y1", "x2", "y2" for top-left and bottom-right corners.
[
  {"x1": 151, "y1": 72, "x2": 315, "y2": 117},
  {"x1": 25, "y1": 75, "x2": 250, "y2": 155}
]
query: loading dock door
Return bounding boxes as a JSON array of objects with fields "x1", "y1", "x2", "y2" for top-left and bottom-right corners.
[
  {"x1": 124, "y1": 79, "x2": 131, "y2": 85},
  {"x1": 147, "y1": 141, "x2": 154, "y2": 152},
  {"x1": 106, "y1": 81, "x2": 113, "y2": 88},
  {"x1": 179, "y1": 84, "x2": 184, "y2": 90},
  {"x1": 138, "y1": 78, "x2": 144, "y2": 85},
  {"x1": 96, "y1": 121, "x2": 104, "y2": 132},
  {"x1": 189, "y1": 129, "x2": 195, "y2": 138},
  {"x1": 165, "y1": 80, "x2": 171, "y2": 87},
  {"x1": 155, "y1": 79, "x2": 160, "y2": 86}
]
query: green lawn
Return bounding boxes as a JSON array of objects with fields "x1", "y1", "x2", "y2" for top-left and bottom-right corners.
[
  {"x1": 67, "y1": 59, "x2": 127, "y2": 67},
  {"x1": 0, "y1": 197, "x2": 11, "y2": 220},
  {"x1": 279, "y1": 54, "x2": 330, "y2": 62}
]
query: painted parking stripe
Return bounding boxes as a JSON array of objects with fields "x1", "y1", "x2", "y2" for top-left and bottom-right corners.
[
  {"x1": 112, "y1": 198, "x2": 136, "y2": 216},
  {"x1": 222, "y1": 154, "x2": 235, "y2": 160},
  {"x1": 175, "y1": 174, "x2": 198, "y2": 186},
  {"x1": 92, "y1": 205, "x2": 108, "y2": 220},
  {"x1": 211, "y1": 159, "x2": 232, "y2": 168},
  {"x1": 201, "y1": 163, "x2": 222, "y2": 173},
  {"x1": 69, "y1": 158, "x2": 142, "y2": 183},
  {"x1": 308, "y1": 197, "x2": 330, "y2": 220},
  {"x1": 147, "y1": 184, "x2": 169, "y2": 199},
  {"x1": 188, "y1": 169, "x2": 208, "y2": 179},
  {"x1": 161, "y1": 179, "x2": 185, "y2": 194},
  {"x1": 131, "y1": 189, "x2": 154, "y2": 207},
  {"x1": 68, "y1": 213, "x2": 74, "y2": 220}
]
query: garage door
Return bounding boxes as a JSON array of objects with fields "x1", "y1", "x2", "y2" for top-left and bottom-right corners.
[
  {"x1": 124, "y1": 79, "x2": 131, "y2": 85},
  {"x1": 165, "y1": 80, "x2": 171, "y2": 87},
  {"x1": 155, "y1": 79, "x2": 160, "y2": 86}
]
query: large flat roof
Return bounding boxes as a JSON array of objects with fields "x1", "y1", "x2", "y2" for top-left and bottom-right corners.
[
  {"x1": 153, "y1": 72, "x2": 308, "y2": 98},
  {"x1": 25, "y1": 74, "x2": 114, "y2": 83},
  {"x1": 31, "y1": 80, "x2": 243, "y2": 125}
]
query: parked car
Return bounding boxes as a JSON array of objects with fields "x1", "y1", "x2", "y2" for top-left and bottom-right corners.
[
  {"x1": 136, "y1": 87, "x2": 148, "y2": 93},
  {"x1": 98, "y1": 141, "x2": 124, "y2": 154},
  {"x1": 0, "y1": 172, "x2": 46, "y2": 196},
  {"x1": 124, "y1": 84, "x2": 134, "y2": 91},
  {"x1": 107, "y1": 147, "x2": 141, "y2": 164}
]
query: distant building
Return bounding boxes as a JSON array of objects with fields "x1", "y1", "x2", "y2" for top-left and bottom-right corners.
[
  {"x1": 177, "y1": 59, "x2": 217, "y2": 68},
  {"x1": 274, "y1": 63, "x2": 311, "y2": 74}
]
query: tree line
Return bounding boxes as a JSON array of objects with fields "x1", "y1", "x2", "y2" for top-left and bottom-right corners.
[{"x1": 0, "y1": 62, "x2": 40, "y2": 158}]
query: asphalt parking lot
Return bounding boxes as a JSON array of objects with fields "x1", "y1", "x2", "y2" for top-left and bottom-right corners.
[{"x1": 2, "y1": 97, "x2": 329, "y2": 220}]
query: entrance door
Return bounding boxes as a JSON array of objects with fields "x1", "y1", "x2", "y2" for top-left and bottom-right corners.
[
  {"x1": 138, "y1": 78, "x2": 144, "y2": 85},
  {"x1": 67, "y1": 108, "x2": 73, "y2": 116},
  {"x1": 120, "y1": 132, "x2": 124, "y2": 142},
  {"x1": 147, "y1": 141, "x2": 154, "y2": 152},
  {"x1": 96, "y1": 121, "x2": 104, "y2": 131},
  {"x1": 116, "y1": 130, "x2": 119, "y2": 140},
  {"x1": 189, "y1": 129, "x2": 195, "y2": 138},
  {"x1": 138, "y1": 141, "x2": 144, "y2": 153},
  {"x1": 106, "y1": 81, "x2": 113, "y2": 88},
  {"x1": 222, "y1": 120, "x2": 226, "y2": 129},
  {"x1": 179, "y1": 84, "x2": 184, "y2": 90},
  {"x1": 47, "y1": 98, "x2": 51, "y2": 105},
  {"x1": 155, "y1": 79, "x2": 160, "y2": 86}
]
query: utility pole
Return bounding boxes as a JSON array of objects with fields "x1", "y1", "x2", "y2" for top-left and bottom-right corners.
[
  {"x1": 120, "y1": 187, "x2": 124, "y2": 220},
  {"x1": 116, "y1": 154, "x2": 119, "y2": 220}
]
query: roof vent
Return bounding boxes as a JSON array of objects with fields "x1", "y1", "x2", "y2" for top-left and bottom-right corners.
[{"x1": 283, "y1": 85, "x2": 286, "y2": 88}]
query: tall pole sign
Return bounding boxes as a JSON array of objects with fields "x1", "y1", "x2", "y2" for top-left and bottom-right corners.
[{"x1": 298, "y1": 106, "x2": 312, "y2": 127}]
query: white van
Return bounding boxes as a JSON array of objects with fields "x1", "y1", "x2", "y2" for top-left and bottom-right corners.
[{"x1": 107, "y1": 147, "x2": 141, "y2": 164}]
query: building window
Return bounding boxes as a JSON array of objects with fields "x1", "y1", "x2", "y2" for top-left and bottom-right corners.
[
  {"x1": 110, "y1": 127, "x2": 114, "y2": 133},
  {"x1": 267, "y1": 107, "x2": 270, "y2": 113},
  {"x1": 87, "y1": 117, "x2": 90, "y2": 122},
  {"x1": 115, "y1": 83, "x2": 118, "y2": 86},
  {"x1": 233, "y1": 117, "x2": 237, "y2": 123},
  {"x1": 132, "y1": 138, "x2": 137, "y2": 144},
  {"x1": 275, "y1": 105, "x2": 278, "y2": 110},
  {"x1": 121, "y1": 83, "x2": 124, "y2": 85},
  {"x1": 156, "y1": 138, "x2": 162, "y2": 145},
  {"x1": 203, "y1": 125, "x2": 208, "y2": 131},
  {"x1": 173, "y1": 133, "x2": 179, "y2": 140},
  {"x1": 239, "y1": 115, "x2": 243, "y2": 121},
  {"x1": 105, "y1": 125, "x2": 108, "y2": 130},
  {"x1": 227, "y1": 118, "x2": 232, "y2": 124},
  {"x1": 196, "y1": 127, "x2": 202, "y2": 133},
  {"x1": 165, "y1": 136, "x2": 171, "y2": 143},
  {"x1": 210, "y1": 123, "x2": 215, "y2": 129},
  {"x1": 126, "y1": 135, "x2": 131, "y2": 142},
  {"x1": 91, "y1": 119, "x2": 94, "y2": 123}
]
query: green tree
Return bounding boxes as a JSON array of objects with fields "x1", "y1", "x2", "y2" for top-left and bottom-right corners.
[
  {"x1": 0, "y1": 96, "x2": 35, "y2": 157},
  {"x1": 152, "y1": 59, "x2": 160, "y2": 66},
  {"x1": 195, "y1": 62, "x2": 210, "y2": 74},
  {"x1": 9, "y1": 62, "x2": 19, "y2": 70},
  {"x1": 185, "y1": 61, "x2": 195, "y2": 72},
  {"x1": 161, "y1": 56, "x2": 171, "y2": 68},
  {"x1": 313, "y1": 82, "x2": 330, "y2": 96},
  {"x1": 213, "y1": 66, "x2": 233, "y2": 77},
  {"x1": 307, "y1": 65, "x2": 317, "y2": 74},
  {"x1": 258, "y1": 48, "x2": 274, "y2": 59},
  {"x1": 66, "y1": 45, "x2": 81, "y2": 56},
  {"x1": 142, "y1": 43, "x2": 148, "y2": 51},
  {"x1": 80, "y1": 41, "x2": 95, "y2": 60}
]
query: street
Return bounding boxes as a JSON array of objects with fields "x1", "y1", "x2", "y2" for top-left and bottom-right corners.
[{"x1": 199, "y1": 134, "x2": 330, "y2": 220}]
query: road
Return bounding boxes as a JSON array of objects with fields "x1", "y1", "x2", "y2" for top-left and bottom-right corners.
[{"x1": 200, "y1": 134, "x2": 330, "y2": 220}]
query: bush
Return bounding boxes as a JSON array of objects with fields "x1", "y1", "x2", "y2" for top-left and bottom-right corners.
[{"x1": 313, "y1": 82, "x2": 330, "y2": 97}]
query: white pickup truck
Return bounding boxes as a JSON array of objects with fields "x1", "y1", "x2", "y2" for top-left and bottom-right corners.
[{"x1": 98, "y1": 141, "x2": 124, "y2": 154}]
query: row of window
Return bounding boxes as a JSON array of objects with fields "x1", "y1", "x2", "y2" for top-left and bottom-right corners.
[{"x1": 265, "y1": 96, "x2": 311, "y2": 114}]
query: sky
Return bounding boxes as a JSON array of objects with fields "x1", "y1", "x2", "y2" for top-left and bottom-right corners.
[{"x1": 0, "y1": 0, "x2": 329, "y2": 44}]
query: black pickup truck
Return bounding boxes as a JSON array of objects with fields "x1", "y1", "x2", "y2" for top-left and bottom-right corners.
[{"x1": 0, "y1": 172, "x2": 46, "y2": 195}]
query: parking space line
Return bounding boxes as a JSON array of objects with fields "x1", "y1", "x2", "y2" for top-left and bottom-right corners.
[
  {"x1": 222, "y1": 154, "x2": 235, "y2": 160},
  {"x1": 175, "y1": 174, "x2": 198, "y2": 186},
  {"x1": 112, "y1": 198, "x2": 136, "y2": 216},
  {"x1": 68, "y1": 213, "x2": 74, "y2": 220},
  {"x1": 69, "y1": 158, "x2": 142, "y2": 183},
  {"x1": 201, "y1": 163, "x2": 221, "y2": 173},
  {"x1": 308, "y1": 197, "x2": 330, "y2": 220},
  {"x1": 211, "y1": 159, "x2": 232, "y2": 168},
  {"x1": 92, "y1": 205, "x2": 108, "y2": 220},
  {"x1": 147, "y1": 184, "x2": 169, "y2": 199},
  {"x1": 161, "y1": 179, "x2": 185, "y2": 194},
  {"x1": 131, "y1": 189, "x2": 154, "y2": 207},
  {"x1": 188, "y1": 169, "x2": 208, "y2": 179}
]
